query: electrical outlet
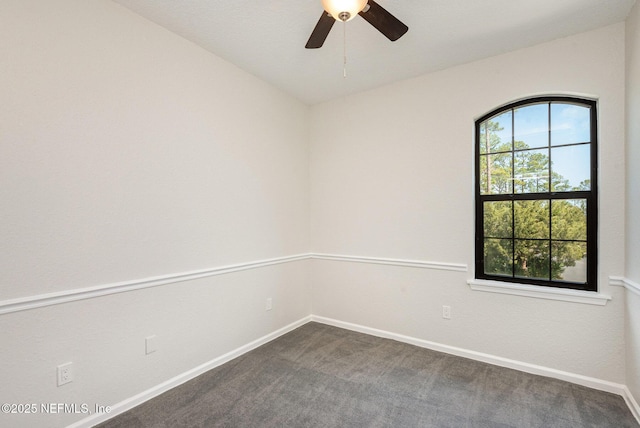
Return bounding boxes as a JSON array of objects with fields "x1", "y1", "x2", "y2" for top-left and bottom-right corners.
[
  {"x1": 265, "y1": 298, "x2": 272, "y2": 311},
  {"x1": 442, "y1": 305, "x2": 451, "y2": 320},
  {"x1": 57, "y1": 362, "x2": 73, "y2": 386}
]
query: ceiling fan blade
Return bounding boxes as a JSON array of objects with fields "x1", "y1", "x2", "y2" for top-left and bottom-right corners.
[
  {"x1": 305, "y1": 12, "x2": 335, "y2": 49},
  {"x1": 359, "y1": 0, "x2": 408, "y2": 42}
]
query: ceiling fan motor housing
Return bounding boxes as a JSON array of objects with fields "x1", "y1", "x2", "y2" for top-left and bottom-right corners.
[{"x1": 321, "y1": 0, "x2": 368, "y2": 21}]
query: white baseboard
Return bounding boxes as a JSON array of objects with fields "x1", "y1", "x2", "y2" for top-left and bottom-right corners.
[
  {"x1": 69, "y1": 314, "x2": 640, "y2": 427},
  {"x1": 68, "y1": 315, "x2": 312, "y2": 428},
  {"x1": 310, "y1": 315, "x2": 639, "y2": 424},
  {"x1": 622, "y1": 385, "x2": 640, "y2": 425}
]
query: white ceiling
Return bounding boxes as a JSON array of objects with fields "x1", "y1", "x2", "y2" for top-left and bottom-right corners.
[{"x1": 112, "y1": 0, "x2": 636, "y2": 105}]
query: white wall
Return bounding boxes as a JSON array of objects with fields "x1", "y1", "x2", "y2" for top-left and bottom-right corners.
[
  {"x1": 625, "y1": 0, "x2": 640, "y2": 409},
  {"x1": 310, "y1": 23, "x2": 627, "y2": 384},
  {"x1": 0, "y1": 1, "x2": 310, "y2": 427},
  {"x1": 1, "y1": 1, "x2": 637, "y2": 427}
]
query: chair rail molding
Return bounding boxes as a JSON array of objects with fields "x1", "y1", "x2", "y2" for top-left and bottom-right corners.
[
  {"x1": 609, "y1": 276, "x2": 640, "y2": 297},
  {"x1": 0, "y1": 253, "x2": 467, "y2": 315},
  {"x1": 310, "y1": 253, "x2": 468, "y2": 272},
  {"x1": 0, "y1": 254, "x2": 310, "y2": 315}
]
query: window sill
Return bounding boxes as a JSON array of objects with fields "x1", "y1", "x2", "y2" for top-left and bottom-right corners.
[{"x1": 467, "y1": 279, "x2": 611, "y2": 306}]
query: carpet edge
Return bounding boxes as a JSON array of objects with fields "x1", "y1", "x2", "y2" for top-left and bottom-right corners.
[
  {"x1": 68, "y1": 315, "x2": 313, "y2": 428},
  {"x1": 310, "y1": 314, "x2": 639, "y2": 425}
]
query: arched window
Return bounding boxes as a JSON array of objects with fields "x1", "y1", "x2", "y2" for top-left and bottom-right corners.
[{"x1": 475, "y1": 96, "x2": 597, "y2": 291}]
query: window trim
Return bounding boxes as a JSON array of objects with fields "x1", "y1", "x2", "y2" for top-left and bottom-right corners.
[
  {"x1": 467, "y1": 279, "x2": 610, "y2": 306},
  {"x1": 474, "y1": 96, "x2": 598, "y2": 292}
]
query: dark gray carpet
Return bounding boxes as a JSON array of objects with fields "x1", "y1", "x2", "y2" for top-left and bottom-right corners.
[{"x1": 98, "y1": 322, "x2": 638, "y2": 427}]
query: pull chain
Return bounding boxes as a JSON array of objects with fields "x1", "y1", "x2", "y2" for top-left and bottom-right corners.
[{"x1": 343, "y1": 19, "x2": 347, "y2": 78}]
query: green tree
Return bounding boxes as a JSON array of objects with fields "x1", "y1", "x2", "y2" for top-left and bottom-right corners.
[{"x1": 481, "y1": 119, "x2": 587, "y2": 281}]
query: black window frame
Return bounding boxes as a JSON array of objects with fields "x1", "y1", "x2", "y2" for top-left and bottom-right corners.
[{"x1": 474, "y1": 96, "x2": 598, "y2": 292}]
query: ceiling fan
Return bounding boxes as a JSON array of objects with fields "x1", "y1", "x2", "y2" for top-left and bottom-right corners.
[{"x1": 306, "y1": 0, "x2": 408, "y2": 49}]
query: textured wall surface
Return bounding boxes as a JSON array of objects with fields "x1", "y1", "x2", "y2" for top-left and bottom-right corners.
[
  {"x1": 0, "y1": 1, "x2": 637, "y2": 427},
  {"x1": 0, "y1": 1, "x2": 310, "y2": 427},
  {"x1": 310, "y1": 23, "x2": 627, "y2": 383},
  {"x1": 625, "y1": 0, "x2": 640, "y2": 409}
]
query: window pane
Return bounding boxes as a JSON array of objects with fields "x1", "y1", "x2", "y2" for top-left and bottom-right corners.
[
  {"x1": 484, "y1": 201, "x2": 512, "y2": 238},
  {"x1": 475, "y1": 97, "x2": 596, "y2": 291},
  {"x1": 480, "y1": 153, "x2": 512, "y2": 194},
  {"x1": 480, "y1": 111, "x2": 512, "y2": 154},
  {"x1": 552, "y1": 241, "x2": 587, "y2": 283},
  {"x1": 484, "y1": 238, "x2": 513, "y2": 276},
  {"x1": 514, "y1": 200, "x2": 549, "y2": 239},
  {"x1": 514, "y1": 239, "x2": 550, "y2": 280},
  {"x1": 551, "y1": 199, "x2": 587, "y2": 240},
  {"x1": 550, "y1": 144, "x2": 591, "y2": 191},
  {"x1": 514, "y1": 148, "x2": 549, "y2": 193},
  {"x1": 514, "y1": 103, "x2": 548, "y2": 149},
  {"x1": 551, "y1": 103, "x2": 590, "y2": 146}
]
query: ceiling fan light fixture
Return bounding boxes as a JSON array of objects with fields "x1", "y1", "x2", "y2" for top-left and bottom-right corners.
[{"x1": 321, "y1": 0, "x2": 368, "y2": 22}]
